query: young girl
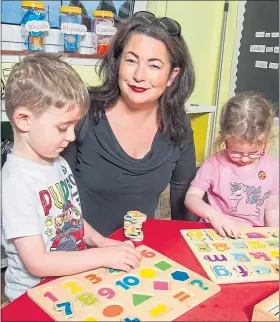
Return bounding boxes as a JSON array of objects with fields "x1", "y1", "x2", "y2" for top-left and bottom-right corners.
[{"x1": 185, "y1": 92, "x2": 279, "y2": 238}]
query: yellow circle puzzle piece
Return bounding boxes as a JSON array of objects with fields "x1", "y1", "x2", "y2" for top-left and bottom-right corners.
[{"x1": 139, "y1": 268, "x2": 157, "y2": 279}]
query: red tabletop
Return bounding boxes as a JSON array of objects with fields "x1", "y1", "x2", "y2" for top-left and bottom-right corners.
[{"x1": 1, "y1": 219, "x2": 278, "y2": 321}]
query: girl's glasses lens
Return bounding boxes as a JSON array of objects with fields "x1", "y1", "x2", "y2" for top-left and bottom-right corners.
[{"x1": 229, "y1": 153, "x2": 264, "y2": 159}]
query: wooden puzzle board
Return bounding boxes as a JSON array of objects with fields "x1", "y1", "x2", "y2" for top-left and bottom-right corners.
[
  {"x1": 180, "y1": 227, "x2": 279, "y2": 284},
  {"x1": 28, "y1": 245, "x2": 221, "y2": 321},
  {"x1": 252, "y1": 291, "x2": 279, "y2": 321}
]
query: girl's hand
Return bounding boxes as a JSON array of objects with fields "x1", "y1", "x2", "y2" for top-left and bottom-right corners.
[{"x1": 208, "y1": 213, "x2": 241, "y2": 238}]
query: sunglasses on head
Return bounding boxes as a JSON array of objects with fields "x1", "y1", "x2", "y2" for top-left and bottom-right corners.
[{"x1": 132, "y1": 11, "x2": 181, "y2": 38}]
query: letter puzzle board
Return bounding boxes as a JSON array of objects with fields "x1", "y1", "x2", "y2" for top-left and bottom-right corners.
[
  {"x1": 180, "y1": 227, "x2": 279, "y2": 284},
  {"x1": 27, "y1": 245, "x2": 221, "y2": 321}
]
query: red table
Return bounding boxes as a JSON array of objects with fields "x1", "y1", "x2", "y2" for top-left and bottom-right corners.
[{"x1": 1, "y1": 219, "x2": 278, "y2": 321}]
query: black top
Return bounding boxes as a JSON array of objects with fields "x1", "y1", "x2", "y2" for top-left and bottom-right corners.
[{"x1": 61, "y1": 114, "x2": 196, "y2": 236}]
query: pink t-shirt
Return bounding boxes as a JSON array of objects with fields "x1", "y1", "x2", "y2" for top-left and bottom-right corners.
[{"x1": 191, "y1": 151, "x2": 279, "y2": 226}]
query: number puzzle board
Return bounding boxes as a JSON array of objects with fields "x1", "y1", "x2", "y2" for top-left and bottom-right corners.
[
  {"x1": 28, "y1": 245, "x2": 221, "y2": 321},
  {"x1": 180, "y1": 227, "x2": 279, "y2": 284},
  {"x1": 252, "y1": 291, "x2": 279, "y2": 321}
]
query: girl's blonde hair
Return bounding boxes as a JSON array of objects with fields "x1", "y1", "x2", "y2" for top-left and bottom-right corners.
[{"x1": 216, "y1": 92, "x2": 275, "y2": 151}]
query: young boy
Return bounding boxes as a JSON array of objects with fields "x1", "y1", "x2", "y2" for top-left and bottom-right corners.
[{"x1": 2, "y1": 53, "x2": 141, "y2": 301}]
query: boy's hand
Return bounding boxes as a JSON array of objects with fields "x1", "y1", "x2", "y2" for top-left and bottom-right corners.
[
  {"x1": 208, "y1": 213, "x2": 241, "y2": 238},
  {"x1": 97, "y1": 237, "x2": 123, "y2": 248},
  {"x1": 122, "y1": 240, "x2": 135, "y2": 247},
  {"x1": 96, "y1": 244, "x2": 141, "y2": 272},
  {"x1": 97, "y1": 237, "x2": 136, "y2": 248}
]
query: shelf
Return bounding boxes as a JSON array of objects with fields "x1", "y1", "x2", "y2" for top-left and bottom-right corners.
[
  {"x1": 196, "y1": 161, "x2": 202, "y2": 167},
  {"x1": 1, "y1": 50, "x2": 102, "y2": 60},
  {"x1": 1, "y1": 113, "x2": 9, "y2": 122},
  {"x1": 1, "y1": 50, "x2": 101, "y2": 65},
  {"x1": 1, "y1": 102, "x2": 217, "y2": 123},
  {"x1": 185, "y1": 104, "x2": 216, "y2": 114},
  {"x1": 1, "y1": 101, "x2": 9, "y2": 122},
  {"x1": 1, "y1": 257, "x2": 8, "y2": 269}
]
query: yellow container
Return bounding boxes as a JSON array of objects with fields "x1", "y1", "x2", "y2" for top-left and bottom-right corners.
[
  {"x1": 21, "y1": 1, "x2": 47, "y2": 52},
  {"x1": 92, "y1": 10, "x2": 114, "y2": 19},
  {"x1": 21, "y1": 1, "x2": 45, "y2": 10},
  {"x1": 60, "y1": 6, "x2": 82, "y2": 14},
  {"x1": 59, "y1": 6, "x2": 83, "y2": 53},
  {"x1": 92, "y1": 10, "x2": 115, "y2": 55}
]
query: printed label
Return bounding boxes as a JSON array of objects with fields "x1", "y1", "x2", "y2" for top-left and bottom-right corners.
[
  {"x1": 61, "y1": 23, "x2": 87, "y2": 35},
  {"x1": 250, "y1": 45, "x2": 265, "y2": 53},
  {"x1": 255, "y1": 32, "x2": 265, "y2": 37},
  {"x1": 269, "y1": 63, "x2": 279, "y2": 69},
  {"x1": 96, "y1": 26, "x2": 117, "y2": 36},
  {"x1": 25, "y1": 20, "x2": 50, "y2": 32},
  {"x1": 255, "y1": 60, "x2": 268, "y2": 69}
]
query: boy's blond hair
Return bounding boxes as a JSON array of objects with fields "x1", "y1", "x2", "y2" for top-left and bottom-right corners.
[
  {"x1": 5, "y1": 53, "x2": 89, "y2": 123},
  {"x1": 215, "y1": 92, "x2": 275, "y2": 151}
]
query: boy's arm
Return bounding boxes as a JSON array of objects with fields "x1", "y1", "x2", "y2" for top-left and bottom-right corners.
[
  {"x1": 3, "y1": 178, "x2": 139, "y2": 277},
  {"x1": 264, "y1": 194, "x2": 279, "y2": 226},
  {"x1": 13, "y1": 236, "x2": 105, "y2": 276},
  {"x1": 13, "y1": 235, "x2": 140, "y2": 276},
  {"x1": 83, "y1": 219, "x2": 123, "y2": 247}
]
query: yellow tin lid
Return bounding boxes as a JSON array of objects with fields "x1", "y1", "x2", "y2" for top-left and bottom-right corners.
[
  {"x1": 21, "y1": 1, "x2": 45, "y2": 10},
  {"x1": 60, "y1": 6, "x2": 82, "y2": 14},
  {"x1": 92, "y1": 10, "x2": 114, "y2": 18}
]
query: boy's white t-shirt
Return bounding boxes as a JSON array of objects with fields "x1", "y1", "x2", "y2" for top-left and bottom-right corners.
[{"x1": 2, "y1": 155, "x2": 86, "y2": 301}]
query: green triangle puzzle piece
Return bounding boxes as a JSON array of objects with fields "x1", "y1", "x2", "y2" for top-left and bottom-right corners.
[
  {"x1": 107, "y1": 268, "x2": 121, "y2": 274},
  {"x1": 132, "y1": 293, "x2": 153, "y2": 306}
]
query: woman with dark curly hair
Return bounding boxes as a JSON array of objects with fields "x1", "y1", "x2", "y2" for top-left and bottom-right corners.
[{"x1": 62, "y1": 11, "x2": 197, "y2": 236}]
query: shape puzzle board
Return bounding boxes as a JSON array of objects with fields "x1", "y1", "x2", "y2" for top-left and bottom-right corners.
[
  {"x1": 28, "y1": 245, "x2": 221, "y2": 321},
  {"x1": 252, "y1": 291, "x2": 279, "y2": 321},
  {"x1": 180, "y1": 227, "x2": 279, "y2": 284}
]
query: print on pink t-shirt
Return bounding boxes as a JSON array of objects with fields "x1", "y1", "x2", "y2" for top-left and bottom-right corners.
[{"x1": 191, "y1": 151, "x2": 279, "y2": 226}]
